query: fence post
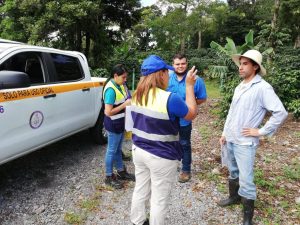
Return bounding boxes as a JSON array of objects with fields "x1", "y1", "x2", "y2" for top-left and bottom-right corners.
[{"x1": 132, "y1": 68, "x2": 135, "y2": 91}]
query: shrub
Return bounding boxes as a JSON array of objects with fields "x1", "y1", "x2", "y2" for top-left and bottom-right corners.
[
  {"x1": 90, "y1": 68, "x2": 109, "y2": 78},
  {"x1": 218, "y1": 74, "x2": 240, "y2": 119},
  {"x1": 266, "y1": 47, "x2": 300, "y2": 119},
  {"x1": 287, "y1": 99, "x2": 300, "y2": 119}
]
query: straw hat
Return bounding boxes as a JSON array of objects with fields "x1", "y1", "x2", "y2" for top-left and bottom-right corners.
[{"x1": 232, "y1": 50, "x2": 266, "y2": 76}]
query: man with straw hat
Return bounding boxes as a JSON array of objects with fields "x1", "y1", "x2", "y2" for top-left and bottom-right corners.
[{"x1": 217, "y1": 50, "x2": 288, "y2": 225}]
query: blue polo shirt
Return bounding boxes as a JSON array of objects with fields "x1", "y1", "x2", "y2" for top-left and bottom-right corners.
[{"x1": 167, "y1": 71, "x2": 207, "y2": 126}]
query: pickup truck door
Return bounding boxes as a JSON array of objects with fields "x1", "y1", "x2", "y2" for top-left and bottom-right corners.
[
  {"x1": 47, "y1": 53, "x2": 94, "y2": 135},
  {"x1": 0, "y1": 51, "x2": 59, "y2": 164}
]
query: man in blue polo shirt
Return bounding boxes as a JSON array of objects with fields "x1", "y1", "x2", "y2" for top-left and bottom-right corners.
[{"x1": 167, "y1": 53, "x2": 207, "y2": 183}]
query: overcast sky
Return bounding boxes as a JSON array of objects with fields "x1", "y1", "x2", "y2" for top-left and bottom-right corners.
[{"x1": 141, "y1": 0, "x2": 157, "y2": 7}]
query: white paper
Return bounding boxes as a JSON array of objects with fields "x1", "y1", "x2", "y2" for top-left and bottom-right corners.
[{"x1": 125, "y1": 106, "x2": 133, "y2": 131}]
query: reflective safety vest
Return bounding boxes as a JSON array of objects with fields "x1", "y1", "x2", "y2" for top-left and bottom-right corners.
[
  {"x1": 103, "y1": 80, "x2": 128, "y2": 133},
  {"x1": 131, "y1": 88, "x2": 181, "y2": 160}
]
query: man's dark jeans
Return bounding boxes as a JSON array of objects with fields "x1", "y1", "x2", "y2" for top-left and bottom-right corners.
[{"x1": 179, "y1": 124, "x2": 192, "y2": 173}]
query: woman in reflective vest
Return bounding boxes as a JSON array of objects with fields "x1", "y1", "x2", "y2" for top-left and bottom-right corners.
[
  {"x1": 130, "y1": 55, "x2": 198, "y2": 225},
  {"x1": 103, "y1": 64, "x2": 135, "y2": 189}
]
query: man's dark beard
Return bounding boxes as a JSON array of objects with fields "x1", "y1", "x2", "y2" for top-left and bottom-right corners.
[{"x1": 176, "y1": 70, "x2": 187, "y2": 76}]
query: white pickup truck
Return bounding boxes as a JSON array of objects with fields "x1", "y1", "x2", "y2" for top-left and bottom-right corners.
[{"x1": 0, "y1": 39, "x2": 107, "y2": 165}]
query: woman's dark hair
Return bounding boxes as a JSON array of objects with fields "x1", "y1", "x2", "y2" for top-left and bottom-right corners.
[
  {"x1": 102, "y1": 64, "x2": 128, "y2": 101},
  {"x1": 103, "y1": 64, "x2": 127, "y2": 88},
  {"x1": 111, "y1": 64, "x2": 127, "y2": 77}
]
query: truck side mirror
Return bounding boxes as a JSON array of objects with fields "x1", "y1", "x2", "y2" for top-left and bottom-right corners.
[{"x1": 0, "y1": 70, "x2": 30, "y2": 89}]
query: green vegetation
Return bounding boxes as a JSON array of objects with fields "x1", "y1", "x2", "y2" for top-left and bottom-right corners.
[
  {"x1": 64, "y1": 212, "x2": 85, "y2": 225},
  {"x1": 266, "y1": 47, "x2": 300, "y2": 119},
  {"x1": 283, "y1": 163, "x2": 300, "y2": 180},
  {"x1": 254, "y1": 169, "x2": 273, "y2": 189},
  {"x1": 209, "y1": 30, "x2": 300, "y2": 119},
  {"x1": 64, "y1": 192, "x2": 102, "y2": 224},
  {"x1": 198, "y1": 125, "x2": 210, "y2": 144},
  {"x1": 295, "y1": 132, "x2": 300, "y2": 138},
  {"x1": 216, "y1": 183, "x2": 226, "y2": 194},
  {"x1": 204, "y1": 79, "x2": 221, "y2": 99},
  {"x1": 0, "y1": 0, "x2": 298, "y2": 117},
  {"x1": 79, "y1": 197, "x2": 100, "y2": 211}
]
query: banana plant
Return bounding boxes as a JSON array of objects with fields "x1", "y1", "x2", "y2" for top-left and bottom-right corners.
[
  {"x1": 209, "y1": 30, "x2": 273, "y2": 87},
  {"x1": 210, "y1": 30, "x2": 255, "y2": 56}
]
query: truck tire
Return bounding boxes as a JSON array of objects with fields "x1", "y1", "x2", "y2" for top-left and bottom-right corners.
[{"x1": 90, "y1": 106, "x2": 107, "y2": 145}]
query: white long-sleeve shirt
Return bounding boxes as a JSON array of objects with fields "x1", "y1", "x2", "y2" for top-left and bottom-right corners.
[{"x1": 223, "y1": 74, "x2": 288, "y2": 145}]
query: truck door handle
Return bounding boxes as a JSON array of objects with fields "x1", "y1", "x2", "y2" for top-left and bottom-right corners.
[
  {"x1": 82, "y1": 88, "x2": 90, "y2": 92},
  {"x1": 43, "y1": 94, "x2": 56, "y2": 99}
]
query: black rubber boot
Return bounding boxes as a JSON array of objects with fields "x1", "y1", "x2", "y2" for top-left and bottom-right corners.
[
  {"x1": 105, "y1": 174, "x2": 123, "y2": 189},
  {"x1": 242, "y1": 197, "x2": 254, "y2": 225},
  {"x1": 217, "y1": 178, "x2": 241, "y2": 207},
  {"x1": 117, "y1": 166, "x2": 135, "y2": 181}
]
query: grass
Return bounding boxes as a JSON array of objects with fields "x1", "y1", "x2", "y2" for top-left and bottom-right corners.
[
  {"x1": 283, "y1": 163, "x2": 300, "y2": 180},
  {"x1": 294, "y1": 131, "x2": 300, "y2": 138},
  {"x1": 64, "y1": 191, "x2": 102, "y2": 224},
  {"x1": 79, "y1": 197, "x2": 100, "y2": 211},
  {"x1": 217, "y1": 183, "x2": 227, "y2": 193},
  {"x1": 64, "y1": 212, "x2": 85, "y2": 225},
  {"x1": 269, "y1": 187, "x2": 286, "y2": 197},
  {"x1": 204, "y1": 78, "x2": 221, "y2": 99},
  {"x1": 279, "y1": 200, "x2": 289, "y2": 209},
  {"x1": 198, "y1": 125, "x2": 210, "y2": 144}
]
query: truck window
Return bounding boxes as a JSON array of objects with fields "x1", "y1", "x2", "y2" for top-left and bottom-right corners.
[
  {"x1": 50, "y1": 53, "x2": 83, "y2": 82},
  {"x1": 0, "y1": 52, "x2": 45, "y2": 85}
]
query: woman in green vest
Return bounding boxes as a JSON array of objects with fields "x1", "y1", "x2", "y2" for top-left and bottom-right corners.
[{"x1": 102, "y1": 64, "x2": 135, "y2": 189}]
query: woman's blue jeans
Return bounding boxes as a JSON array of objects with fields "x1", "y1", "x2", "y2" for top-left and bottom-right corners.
[
  {"x1": 179, "y1": 124, "x2": 192, "y2": 173},
  {"x1": 227, "y1": 142, "x2": 258, "y2": 200},
  {"x1": 105, "y1": 131, "x2": 124, "y2": 176}
]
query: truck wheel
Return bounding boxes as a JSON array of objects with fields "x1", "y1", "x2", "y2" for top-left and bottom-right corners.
[{"x1": 90, "y1": 106, "x2": 107, "y2": 145}]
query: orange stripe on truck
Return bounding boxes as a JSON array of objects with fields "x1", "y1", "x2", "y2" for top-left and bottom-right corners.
[{"x1": 0, "y1": 81, "x2": 105, "y2": 102}]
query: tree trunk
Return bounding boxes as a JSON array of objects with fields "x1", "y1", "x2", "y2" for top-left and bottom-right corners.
[
  {"x1": 180, "y1": 35, "x2": 185, "y2": 54},
  {"x1": 269, "y1": 0, "x2": 280, "y2": 49},
  {"x1": 75, "y1": 23, "x2": 82, "y2": 52},
  {"x1": 271, "y1": 0, "x2": 279, "y2": 29},
  {"x1": 294, "y1": 34, "x2": 300, "y2": 49},
  {"x1": 197, "y1": 31, "x2": 202, "y2": 49},
  {"x1": 85, "y1": 32, "x2": 91, "y2": 59}
]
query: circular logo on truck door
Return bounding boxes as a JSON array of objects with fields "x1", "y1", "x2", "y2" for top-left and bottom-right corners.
[{"x1": 29, "y1": 111, "x2": 44, "y2": 129}]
